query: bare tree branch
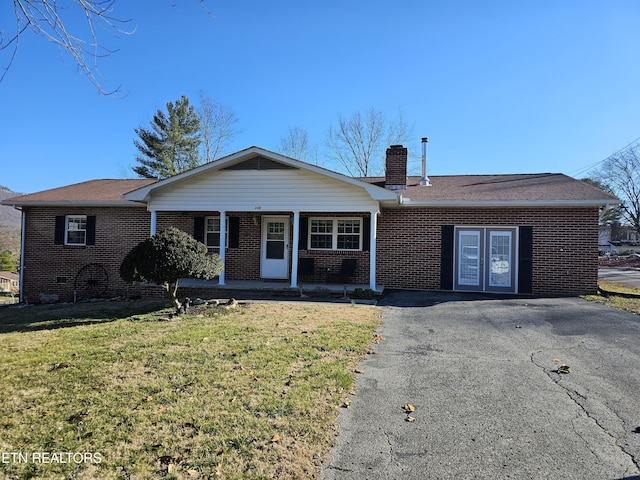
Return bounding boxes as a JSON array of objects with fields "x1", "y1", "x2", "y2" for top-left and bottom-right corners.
[
  {"x1": 596, "y1": 143, "x2": 640, "y2": 234},
  {"x1": 197, "y1": 91, "x2": 240, "y2": 163},
  {"x1": 325, "y1": 108, "x2": 386, "y2": 177},
  {"x1": 2, "y1": 0, "x2": 136, "y2": 94}
]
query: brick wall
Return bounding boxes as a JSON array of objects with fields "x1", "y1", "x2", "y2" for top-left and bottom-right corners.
[
  {"x1": 156, "y1": 211, "x2": 371, "y2": 284},
  {"x1": 376, "y1": 206, "x2": 601, "y2": 296},
  {"x1": 22, "y1": 205, "x2": 599, "y2": 301},
  {"x1": 22, "y1": 206, "x2": 151, "y2": 302}
]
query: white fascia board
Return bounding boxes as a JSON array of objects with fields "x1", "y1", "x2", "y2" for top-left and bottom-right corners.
[
  {"x1": 0, "y1": 200, "x2": 144, "y2": 207},
  {"x1": 400, "y1": 199, "x2": 621, "y2": 207},
  {"x1": 123, "y1": 146, "x2": 399, "y2": 204}
]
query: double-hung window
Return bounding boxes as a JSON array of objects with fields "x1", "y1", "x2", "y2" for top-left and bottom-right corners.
[
  {"x1": 66, "y1": 215, "x2": 87, "y2": 245},
  {"x1": 205, "y1": 216, "x2": 229, "y2": 248},
  {"x1": 309, "y1": 218, "x2": 362, "y2": 250}
]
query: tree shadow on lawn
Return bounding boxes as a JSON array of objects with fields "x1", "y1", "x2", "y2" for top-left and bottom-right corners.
[{"x1": 0, "y1": 299, "x2": 170, "y2": 334}]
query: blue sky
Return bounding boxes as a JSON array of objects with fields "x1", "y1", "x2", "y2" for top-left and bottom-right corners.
[{"x1": 1, "y1": 0, "x2": 639, "y2": 193}]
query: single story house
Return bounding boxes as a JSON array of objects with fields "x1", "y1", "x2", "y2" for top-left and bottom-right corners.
[
  {"x1": 0, "y1": 271, "x2": 19, "y2": 294},
  {"x1": 2, "y1": 145, "x2": 618, "y2": 302}
]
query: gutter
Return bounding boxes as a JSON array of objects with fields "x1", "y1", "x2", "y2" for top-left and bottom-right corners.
[
  {"x1": 0, "y1": 201, "x2": 146, "y2": 208},
  {"x1": 399, "y1": 198, "x2": 621, "y2": 208}
]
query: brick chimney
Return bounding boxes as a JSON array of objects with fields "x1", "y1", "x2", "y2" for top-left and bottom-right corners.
[{"x1": 385, "y1": 145, "x2": 407, "y2": 190}]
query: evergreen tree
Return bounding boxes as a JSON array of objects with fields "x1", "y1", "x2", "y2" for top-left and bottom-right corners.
[{"x1": 133, "y1": 95, "x2": 202, "y2": 178}]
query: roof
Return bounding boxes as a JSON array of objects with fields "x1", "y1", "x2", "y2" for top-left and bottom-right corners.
[
  {"x1": 362, "y1": 174, "x2": 620, "y2": 206},
  {"x1": 1, "y1": 179, "x2": 157, "y2": 207},
  {"x1": 0, "y1": 156, "x2": 619, "y2": 209},
  {"x1": 0, "y1": 271, "x2": 19, "y2": 281}
]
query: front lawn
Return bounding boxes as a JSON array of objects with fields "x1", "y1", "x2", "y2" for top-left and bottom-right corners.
[{"x1": 0, "y1": 300, "x2": 381, "y2": 479}]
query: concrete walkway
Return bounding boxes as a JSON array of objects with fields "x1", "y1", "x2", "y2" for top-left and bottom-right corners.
[{"x1": 321, "y1": 291, "x2": 640, "y2": 480}]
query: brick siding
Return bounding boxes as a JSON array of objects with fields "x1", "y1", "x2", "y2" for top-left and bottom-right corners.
[
  {"x1": 21, "y1": 205, "x2": 600, "y2": 302},
  {"x1": 376, "y1": 206, "x2": 600, "y2": 296},
  {"x1": 22, "y1": 206, "x2": 151, "y2": 302}
]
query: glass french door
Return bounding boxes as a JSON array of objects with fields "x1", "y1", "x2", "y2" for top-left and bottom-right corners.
[{"x1": 454, "y1": 228, "x2": 516, "y2": 293}]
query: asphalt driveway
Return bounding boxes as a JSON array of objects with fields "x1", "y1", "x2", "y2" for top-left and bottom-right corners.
[{"x1": 321, "y1": 291, "x2": 640, "y2": 480}]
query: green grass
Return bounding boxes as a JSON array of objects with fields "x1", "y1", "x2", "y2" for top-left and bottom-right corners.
[{"x1": 0, "y1": 300, "x2": 381, "y2": 479}]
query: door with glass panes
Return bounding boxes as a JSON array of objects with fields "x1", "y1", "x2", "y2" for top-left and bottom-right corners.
[
  {"x1": 454, "y1": 227, "x2": 517, "y2": 293},
  {"x1": 260, "y1": 216, "x2": 290, "y2": 279}
]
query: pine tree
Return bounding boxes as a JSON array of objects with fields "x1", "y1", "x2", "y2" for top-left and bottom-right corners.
[{"x1": 133, "y1": 95, "x2": 202, "y2": 178}]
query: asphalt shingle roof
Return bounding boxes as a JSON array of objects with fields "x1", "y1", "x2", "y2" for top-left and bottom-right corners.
[{"x1": 2, "y1": 179, "x2": 157, "y2": 205}]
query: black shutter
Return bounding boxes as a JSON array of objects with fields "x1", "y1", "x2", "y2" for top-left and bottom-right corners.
[
  {"x1": 229, "y1": 216, "x2": 240, "y2": 248},
  {"x1": 194, "y1": 217, "x2": 205, "y2": 243},
  {"x1": 299, "y1": 217, "x2": 308, "y2": 250},
  {"x1": 86, "y1": 216, "x2": 96, "y2": 245},
  {"x1": 54, "y1": 216, "x2": 65, "y2": 245},
  {"x1": 440, "y1": 225, "x2": 454, "y2": 290},
  {"x1": 518, "y1": 226, "x2": 533, "y2": 294},
  {"x1": 362, "y1": 216, "x2": 371, "y2": 252}
]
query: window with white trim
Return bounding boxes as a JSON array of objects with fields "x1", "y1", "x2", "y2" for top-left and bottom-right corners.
[
  {"x1": 309, "y1": 218, "x2": 362, "y2": 250},
  {"x1": 205, "y1": 216, "x2": 229, "y2": 248},
  {"x1": 66, "y1": 215, "x2": 87, "y2": 245}
]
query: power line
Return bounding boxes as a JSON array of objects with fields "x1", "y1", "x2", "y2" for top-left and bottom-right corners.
[{"x1": 569, "y1": 135, "x2": 640, "y2": 177}]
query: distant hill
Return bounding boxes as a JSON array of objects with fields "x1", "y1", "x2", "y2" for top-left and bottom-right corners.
[{"x1": 0, "y1": 186, "x2": 23, "y2": 255}]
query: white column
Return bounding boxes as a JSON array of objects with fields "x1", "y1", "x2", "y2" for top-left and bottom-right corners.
[
  {"x1": 290, "y1": 211, "x2": 300, "y2": 288},
  {"x1": 150, "y1": 210, "x2": 157, "y2": 236},
  {"x1": 219, "y1": 211, "x2": 226, "y2": 285},
  {"x1": 369, "y1": 210, "x2": 378, "y2": 291}
]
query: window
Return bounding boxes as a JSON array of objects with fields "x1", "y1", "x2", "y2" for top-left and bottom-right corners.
[
  {"x1": 205, "y1": 216, "x2": 229, "y2": 248},
  {"x1": 55, "y1": 215, "x2": 95, "y2": 246},
  {"x1": 66, "y1": 215, "x2": 87, "y2": 245},
  {"x1": 309, "y1": 218, "x2": 362, "y2": 250}
]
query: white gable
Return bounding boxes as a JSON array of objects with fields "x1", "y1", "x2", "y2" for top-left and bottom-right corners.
[
  {"x1": 147, "y1": 167, "x2": 379, "y2": 212},
  {"x1": 124, "y1": 147, "x2": 397, "y2": 212}
]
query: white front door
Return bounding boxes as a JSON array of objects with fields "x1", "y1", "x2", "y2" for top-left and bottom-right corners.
[{"x1": 261, "y1": 216, "x2": 290, "y2": 279}]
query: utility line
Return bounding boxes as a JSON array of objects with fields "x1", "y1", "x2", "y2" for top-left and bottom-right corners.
[{"x1": 569, "y1": 135, "x2": 640, "y2": 177}]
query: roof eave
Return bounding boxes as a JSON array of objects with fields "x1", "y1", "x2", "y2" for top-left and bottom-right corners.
[
  {"x1": 0, "y1": 200, "x2": 146, "y2": 208},
  {"x1": 399, "y1": 199, "x2": 620, "y2": 207}
]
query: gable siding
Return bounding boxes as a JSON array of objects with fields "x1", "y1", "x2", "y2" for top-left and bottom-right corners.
[
  {"x1": 147, "y1": 170, "x2": 378, "y2": 212},
  {"x1": 376, "y1": 206, "x2": 600, "y2": 296}
]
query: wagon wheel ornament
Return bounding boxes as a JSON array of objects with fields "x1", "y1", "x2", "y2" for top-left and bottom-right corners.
[{"x1": 74, "y1": 263, "x2": 108, "y2": 300}]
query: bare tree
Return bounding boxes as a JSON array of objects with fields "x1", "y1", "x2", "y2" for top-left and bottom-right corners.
[
  {"x1": 279, "y1": 126, "x2": 321, "y2": 164},
  {"x1": 325, "y1": 108, "x2": 414, "y2": 177},
  {"x1": 326, "y1": 108, "x2": 385, "y2": 177},
  {"x1": 197, "y1": 91, "x2": 239, "y2": 163},
  {"x1": 386, "y1": 110, "x2": 414, "y2": 148},
  {"x1": 596, "y1": 143, "x2": 640, "y2": 234}
]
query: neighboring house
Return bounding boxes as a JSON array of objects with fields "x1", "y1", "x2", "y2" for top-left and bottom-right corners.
[
  {"x1": 0, "y1": 271, "x2": 19, "y2": 294},
  {"x1": 599, "y1": 223, "x2": 639, "y2": 251},
  {"x1": 2, "y1": 146, "x2": 619, "y2": 302}
]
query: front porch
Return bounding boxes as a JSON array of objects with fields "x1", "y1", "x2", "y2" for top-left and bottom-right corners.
[{"x1": 178, "y1": 278, "x2": 383, "y2": 300}]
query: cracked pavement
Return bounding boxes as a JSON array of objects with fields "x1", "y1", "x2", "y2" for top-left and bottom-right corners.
[{"x1": 321, "y1": 291, "x2": 640, "y2": 480}]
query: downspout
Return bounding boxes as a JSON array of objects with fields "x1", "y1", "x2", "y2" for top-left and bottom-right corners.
[
  {"x1": 13, "y1": 205, "x2": 25, "y2": 303},
  {"x1": 369, "y1": 210, "x2": 378, "y2": 291}
]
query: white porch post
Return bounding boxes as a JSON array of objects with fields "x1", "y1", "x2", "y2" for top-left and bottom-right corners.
[
  {"x1": 150, "y1": 210, "x2": 157, "y2": 236},
  {"x1": 219, "y1": 211, "x2": 226, "y2": 285},
  {"x1": 290, "y1": 211, "x2": 300, "y2": 288},
  {"x1": 369, "y1": 210, "x2": 378, "y2": 291}
]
